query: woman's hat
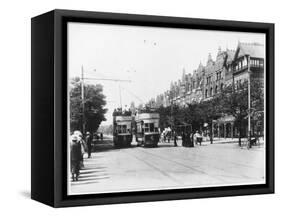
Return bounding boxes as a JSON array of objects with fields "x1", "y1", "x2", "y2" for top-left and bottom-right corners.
[{"x1": 71, "y1": 135, "x2": 78, "y2": 141}]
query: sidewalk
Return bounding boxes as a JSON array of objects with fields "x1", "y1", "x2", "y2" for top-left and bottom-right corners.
[
  {"x1": 200, "y1": 137, "x2": 265, "y2": 151},
  {"x1": 168, "y1": 137, "x2": 264, "y2": 151}
]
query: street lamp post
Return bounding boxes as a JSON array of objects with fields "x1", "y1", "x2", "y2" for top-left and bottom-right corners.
[
  {"x1": 81, "y1": 65, "x2": 86, "y2": 134},
  {"x1": 247, "y1": 56, "x2": 251, "y2": 149}
]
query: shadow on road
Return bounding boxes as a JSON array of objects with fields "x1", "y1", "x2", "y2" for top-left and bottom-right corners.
[{"x1": 92, "y1": 139, "x2": 138, "y2": 153}]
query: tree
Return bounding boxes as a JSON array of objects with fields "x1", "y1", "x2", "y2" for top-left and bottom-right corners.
[
  {"x1": 218, "y1": 79, "x2": 264, "y2": 146},
  {"x1": 70, "y1": 77, "x2": 107, "y2": 133},
  {"x1": 198, "y1": 98, "x2": 223, "y2": 144},
  {"x1": 157, "y1": 105, "x2": 172, "y2": 130},
  {"x1": 183, "y1": 103, "x2": 202, "y2": 131}
]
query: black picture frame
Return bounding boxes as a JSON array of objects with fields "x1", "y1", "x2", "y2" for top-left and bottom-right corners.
[{"x1": 31, "y1": 9, "x2": 274, "y2": 207}]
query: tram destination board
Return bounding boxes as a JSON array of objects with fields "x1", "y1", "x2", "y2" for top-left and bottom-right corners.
[{"x1": 31, "y1": 9, "x2": 274, "y2": 207}]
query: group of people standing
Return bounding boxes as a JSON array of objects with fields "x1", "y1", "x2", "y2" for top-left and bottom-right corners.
[
  {"x1": 160, "y1": 127, "x2": 172, "y2": 143},
  {"x1": 171, "y1": 130, "x2": 204, "y2": 147},
  {"x1": 70, "y1": 131, "x2": 93, "y2": 182}
]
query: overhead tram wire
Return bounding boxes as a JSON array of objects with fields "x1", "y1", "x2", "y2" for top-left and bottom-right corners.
[
  {"x1": 79, "y1": 66, "x2": 132, "y2": 133},
  {"x1": 120, "y1": 86, "x2": 145, "y2": 104},
  {"x1": 83, "y1": 77, "x2": 131, "y2": 83}
]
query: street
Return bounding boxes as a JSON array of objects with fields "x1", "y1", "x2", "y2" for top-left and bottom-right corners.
[{"x1": 70, "y1": 136, "x2": 265, "y2": 195}]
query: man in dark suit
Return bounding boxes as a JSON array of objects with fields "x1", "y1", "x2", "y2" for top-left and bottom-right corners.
[{"x1": 86, "y1": 132, "x2": 92, "y2": 158}]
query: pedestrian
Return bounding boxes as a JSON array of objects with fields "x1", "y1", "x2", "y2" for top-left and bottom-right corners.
[
  {"x1": 70, "y1": 135, "x2": 82, "y2": 181},
  {"x1": 182, "y1": 131, "x2": 186, "y2": 147},
  {"x1": 77, "y1": 135, "x2": 85, "y2": 168},
  {"x1": 100, "y1": 132, "x2": 103, "y2": 141},
  {"x1": 195, "y1": 130, "x2": 203, "y2": 146},
  {"x1": 186, "y1": 132, "x2": 193, "y2": 147},
  {"x1": 167, "y1": 131, "x2": 171, "y2": 143},
  {"x1": 190, "y1": 133, "x2": 194, "y2": 146},
  {"x1": 173, "y1": 131, "x2": 178, "y2": 147},
  {"x1": 86, "y1": 132, "x2": 92, "y2": 158}
]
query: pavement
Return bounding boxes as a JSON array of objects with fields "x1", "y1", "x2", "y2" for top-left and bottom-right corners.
[{"x1": 69, "y1": 136, "x2": 265, "y2": 195}]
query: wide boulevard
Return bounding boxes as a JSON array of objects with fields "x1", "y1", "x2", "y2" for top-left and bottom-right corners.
[{"x1": 70, "y1": 136, "x2": 265, "y2": 195}]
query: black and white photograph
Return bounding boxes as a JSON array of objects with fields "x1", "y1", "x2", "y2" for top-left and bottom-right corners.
[{"x1": 67, "y1": 22, "x2": 266, "y2": 195}]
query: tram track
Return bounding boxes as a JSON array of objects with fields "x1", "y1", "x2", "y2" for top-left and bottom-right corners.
[
  {"x1": 135, "y1": 147, "x2": 260, "y2": 180},
  {"x1": 124, "y1": 147, "x2": 228, "y2": 184},
  {"x1": 150, "y1": 144, "x2": 263, "y2": 170}
]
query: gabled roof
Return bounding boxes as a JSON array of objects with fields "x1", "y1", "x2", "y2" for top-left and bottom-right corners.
[
  {"x1": 225, "y1": 49, "x2": 235, "y2": 63},
  {"x1": 205, "y1": 61, "x2": 215, "y2": 75},
  {"x1": 214, "y1": 53, "x2": 225, "y2": 72},
  {"x1": 234, "y1": 42, "x2": 264, "y2": 60},
  {"x1": 222, "y1": 49, "x2": 235, "y2": 66}
]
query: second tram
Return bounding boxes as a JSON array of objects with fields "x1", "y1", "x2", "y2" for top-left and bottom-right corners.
[{"x1": 135, "y1": 112, "x2": 160, "y2": 147}]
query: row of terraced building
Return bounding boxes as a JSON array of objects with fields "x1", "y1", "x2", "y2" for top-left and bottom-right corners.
[{"x1": 146, "y1": 42, "x2": 265, "y2": 138}]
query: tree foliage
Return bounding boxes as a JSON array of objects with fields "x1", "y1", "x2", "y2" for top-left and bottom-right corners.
[
  {"x1": 70, "y1": 77, "x2": 107, "y2": 133},
  {"x1": 155, "y1": 78, "x2": 264, "y2": 146},
  {"x1": 217, "y1": 79, "x2": 264, "y2": 145}
]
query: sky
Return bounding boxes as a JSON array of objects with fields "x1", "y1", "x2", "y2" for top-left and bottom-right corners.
[{"x1": 67, "y1": 22, "x2": 265, "y2": 126}]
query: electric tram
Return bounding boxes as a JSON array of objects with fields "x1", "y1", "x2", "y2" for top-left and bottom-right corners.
[
  {"x1": 135, "y1": 112, "x2": 160, "y2": 147},
  {"x1": 113, "y1": 112, "x2": 133, "y2": 148}
]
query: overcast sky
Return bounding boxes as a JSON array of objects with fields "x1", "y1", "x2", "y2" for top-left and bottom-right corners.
[{"x1": 68, "y1": 22, "x2": 265, "y2": 126}]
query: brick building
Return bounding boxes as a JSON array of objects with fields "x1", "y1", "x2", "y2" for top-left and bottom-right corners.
[{"x1": 147, "y1": 42, "x2": 264, "y2": 138}]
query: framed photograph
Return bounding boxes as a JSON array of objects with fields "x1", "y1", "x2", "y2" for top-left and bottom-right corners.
[{"x1": 31, "y1": 9, "x2": 274, "y2": 207}]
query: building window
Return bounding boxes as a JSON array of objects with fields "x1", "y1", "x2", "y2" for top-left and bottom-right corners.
[
  {"x1": 215, "y1": 85, "x2": 218, "y2": 94},
  {"x1": 210, "y1": 87, "x2": 213, "y2": 96},
  {"x1": 221, "y1": 83, "x2": 224, "y2": 90},
  {"x1": 205, "y1": 89, "x2": 208, "y2": 98},
  {"x1": 242, "y1": 57, "x2": 247, "y2": 67}
]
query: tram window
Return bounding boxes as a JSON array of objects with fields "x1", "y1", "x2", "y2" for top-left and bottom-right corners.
[
  {"x1": 117, "y1": 125, "x2": 127, "y2": 133},
  {"x1": 122, "y1": 125, "x2": 127, "y2": 133},
  {"x1": 149, "y1": 123, "x2": 155, "y2": 132},
  {"x1": 144, "y1": 123, "x2": 149, "y2": 132},
  {"x1": 137, "y1": 124, "x2": 142, "y2": 133},
  {"x1": 143, "y1": 123, "x2": 156, "y2": 132},
  {"x1": 117, "y1": 125, "x2": 121, "y2": 133}
]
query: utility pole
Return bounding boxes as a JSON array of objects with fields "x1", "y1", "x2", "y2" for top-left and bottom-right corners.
[
  {"x1": 247, "y1": 56, "x2": 251, "y2": 149},
  {"x1": 81, "y1": 65, "x2": 86, "y2": 135}
]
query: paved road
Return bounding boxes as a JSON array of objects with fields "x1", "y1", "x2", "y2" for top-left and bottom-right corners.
[{"x1": 70, "y1": 137, "x2": 265, "y2": 195}]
